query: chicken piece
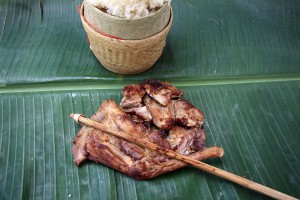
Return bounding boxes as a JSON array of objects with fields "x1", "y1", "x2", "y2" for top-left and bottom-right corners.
[
  {"x1": 149, "y1": 128, "x2": 172, "y2": 150},
  {"x1": 120, "y1": 140, "x2": 145, "y2": 160},
  {"x1": 122, "y1": 106, "x2": 152, "y2": 121},
  {"x1": 72, "y1": 126, "x2": 90, "y2": 165},
  {"x1": 142, "y1": 80, "x2": 183, "y2": 105},
  {"x1": 85, "y1": 128, "x2": 134, "y2": 172},
  {"x1": 120, "y1": 84, "x2": 146, "y2": 109},
  {"x1": 143, "y1": 95, "x2": 175, "y2": 130},
  {"x1": 72, "y1": 100, "x2": 224, "y2": 179},
  {"x1": 120, "y1": 84, "x2": 152, "y2": 121},
  {"x1": 167, "y1": 126, "x2": 206, "y2": 155},
  {"x1": 174, "y1": 99, "x2": 204, "y2": 127}
]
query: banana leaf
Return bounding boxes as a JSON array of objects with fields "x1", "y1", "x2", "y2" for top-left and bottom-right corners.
[
  {"x1": 0, "y1": 0, "x2": 300, "y2": 199},
  {"x1": 0, "y1": 0, "x2": 299, "y2": 85},
  {"x1": 1, "y1": 82, "x2": 300, "y2": 199}
]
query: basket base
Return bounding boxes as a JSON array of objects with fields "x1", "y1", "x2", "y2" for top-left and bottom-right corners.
[{"x1": 97, "y1": 52, "x2": 162, "y2": 74}]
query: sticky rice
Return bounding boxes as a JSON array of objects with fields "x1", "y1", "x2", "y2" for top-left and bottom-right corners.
[{"x1": 87, "y1": 0, "x2": 171, "y2": 19}]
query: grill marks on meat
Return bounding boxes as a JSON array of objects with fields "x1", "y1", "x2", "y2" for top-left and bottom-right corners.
[
  {"x1": 167, "y1": 126, "x2": 206, "y2": 155},
  {"x1": 72, "y1": 80, "x2": 223, "y2": 179},
  {"x1": 122, "y1": 106, "x2": 152, "y2": 122},
  {"x1": 149, "y1": 128, "x2": 172, "y2": 150},
  {"x1": 72, "y1": 99, "x2": 219, "y2": 179},
  {"x1": 120, "y1": 84, "x2": 146, "y2": 108},
  {"x1": 87, "y1": 129, "x2": 133, "y2": 168},
  {"x1": 72, "y1": 127, "x2": 89, "y2": 165},
  {"x1": 144, "y1": 95, "x2": 175, "y2": 130},
  {"x1": 120, "y1": 84, "x2": 152, "y2": 122},
  {"x1": 142, "y1": 80, "x2": 183, "y2": 105},
  {"x1": 120, "y1": 140, "x2": 145, "y2": 160},
  {"x1": 120, "y1": 81, "x2": 202, "y2": 128},
  {"x1": 174, "y1": 99, "x2": 204, "y2": 127}
]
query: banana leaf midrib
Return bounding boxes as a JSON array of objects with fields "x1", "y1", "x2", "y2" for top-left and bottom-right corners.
[{"x1": 0, "y1": 74, "x2": 300, "y2": 94}]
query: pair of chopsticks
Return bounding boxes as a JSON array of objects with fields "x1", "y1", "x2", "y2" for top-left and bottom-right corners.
[{"x1": 70, "y1": 113, "x2": 296, "y2": 200}]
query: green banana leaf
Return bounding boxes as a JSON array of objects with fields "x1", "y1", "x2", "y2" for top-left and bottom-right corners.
[
  {"x1": 0, "y1": 0, "x2": 300, "y2": 199},
  {"x1": 0, "y1": 0, "x2": 299, "y2": 85}
]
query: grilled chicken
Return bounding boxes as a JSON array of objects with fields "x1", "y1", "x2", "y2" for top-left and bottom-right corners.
[
  {"x1": 174, "y1": 99, "x2": 204, "y2": 127},
  {"x1": 143, "y1": 95, "x2": 175, "y2": 130},
  {"x1": 120, "y1": 84, "x2": 152, "y2": 121},
  {"x1": 121, "y1": 106, "x2": 152, "y2": 122},
  {"x1": 120, "y1": 84, "x2": 146, "y2": 108},
  {"x1": 142, "y1": 80, "x2": 183, "y2": 105},
  {"x1": 72, "y1": 100, "x2": 223, "y2": 179},
  {"x1": 72, "y1": 80, "x2": 224, "y2": 179},
  {"x1": 167, "y1": 126, "x2": 206, "y2": 155}
]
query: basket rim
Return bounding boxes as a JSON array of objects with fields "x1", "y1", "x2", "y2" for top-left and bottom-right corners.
[
  {"x1": 83, "y1": 0, "x2": 170, "y2": 21},
  {"x1": 80, "y1": 3, "x2": 173, "y2": 42}
]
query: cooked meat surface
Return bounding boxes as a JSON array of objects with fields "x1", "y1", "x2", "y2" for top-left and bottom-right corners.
[
  {"x1": 167, "y1": 126, "x2": 206, "y2": 155},
  {"x1": 72, "y1": 80, "x2": 223, "y2": 179},
  {"x1": 149, "y1": 128, "x2": 172, "y2": 150},
  {"x1": 120, "y1": 140, "x2": 145, "y2": 161},
  {"x1": 122, "y1": 106, "x2": 152, "y2": 121},
  {"x1": 72, "y1": 100, "x2": 223, "y2": 179},
  {"x1": 142, "y1": 80, "x2": 183, "y2": 105},
  {"x1": 143, "y1": 95, "x2": 175, "y2": 130},
  {"x1": 174, "y1": 99, "x2": 204, "y2": 127},
  {"x1": 120, "y1": 84, "x2": 146, "y2": 109}
]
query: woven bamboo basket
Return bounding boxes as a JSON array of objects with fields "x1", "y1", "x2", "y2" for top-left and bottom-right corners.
[
  {"x1": 79, "y1": 4, "x2": 173, "y2": 74},
  {"x1": 83, "y1": 0, "x2": 171, "y2": 40}
]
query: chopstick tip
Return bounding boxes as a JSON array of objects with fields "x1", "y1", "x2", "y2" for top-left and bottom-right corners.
[
  {"x1": 70, "y1": 113, "x2": 82, "y2": 123},
  {"x1": 219, "y1": 148, "x2": 224, "y2": 157}
]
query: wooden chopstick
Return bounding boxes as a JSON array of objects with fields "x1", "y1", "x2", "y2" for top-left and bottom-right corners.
[{"x1": 70, "y1": 113, "x2": 297, "y2": 200}]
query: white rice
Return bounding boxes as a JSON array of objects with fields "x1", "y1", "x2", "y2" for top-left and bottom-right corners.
[{"x1": 87, "y1": 0, "x2": 171, "y2": 19}]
